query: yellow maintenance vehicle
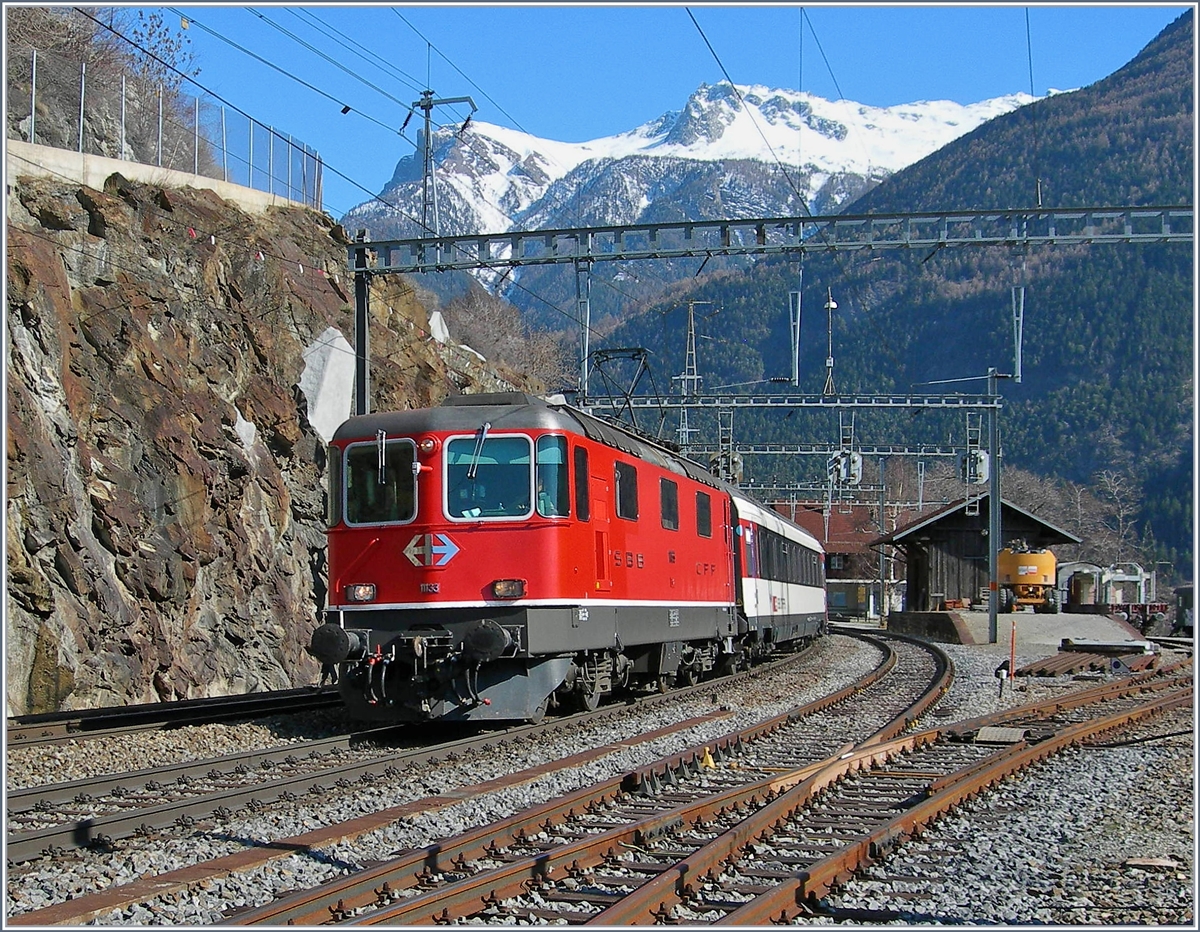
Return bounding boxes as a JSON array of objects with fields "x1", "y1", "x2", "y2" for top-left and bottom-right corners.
[{"x1": 998, "y1": 541, "x2": 1059, "y2": 613}]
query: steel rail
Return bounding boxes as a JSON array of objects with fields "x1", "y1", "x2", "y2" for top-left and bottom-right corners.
[
  {"x1": 583, "y1": 666, "x2": 1192, "y2": 925},
  {"x1": 6, "y1": 687, "x2": 342, "y2": 748},
  {"x1": 218, "y1": 633, "x2": 916, "y2": 926},
  {"x1": 6, "y1": 648, "x2": 825, "y2": 925},
  {"x1": 5, "y1": 650, "x2": 812, "y2": 865},
  {"x1": 718, "y1": 684, "x2": 1193, "y2": 925},
  {"x1": 353, "y1": 664, "x2": 1185, "y2": 926},
  {"x1": 242, "y1": 634, "x2": 948, "y2": 926}
]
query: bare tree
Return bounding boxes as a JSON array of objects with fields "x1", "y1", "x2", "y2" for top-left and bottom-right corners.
[
  {"x1": 440, "y1": 285, "x2": 572, "y2": 390},
  {"x1": 1092, "y1": 468, "x2": 1143, "y2": 563}
]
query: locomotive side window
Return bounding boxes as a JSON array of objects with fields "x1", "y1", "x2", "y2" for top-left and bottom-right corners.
[
  {"x1": 660, "y1": 478, "x2": 679, "y2": 530},
  {"x1": 573, "y1": 446, "x2": 590, "y2": 521},
  {"x1": 445, "y1": 434, "x2": 533, "y2": 519},
  {"x1": 344, "y1": 438, "x2": 417, "y2": 525},
  {"x1": 535, "y1": 435, "x2": 569, "y2": 517},
  {"x1": 326, "y1": 445, "x2": 343, "y2": 527},
  {"x1": 696, "y1": 491, "x2": 712, "y2": 538},
  {"x1": 614, "y1": 461, "x2": 639, "y2": 520}
]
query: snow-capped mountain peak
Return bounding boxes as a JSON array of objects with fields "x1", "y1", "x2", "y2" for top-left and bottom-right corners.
[{"x1": 344, "y1": 79, "x2": 1038, "y2": 243}]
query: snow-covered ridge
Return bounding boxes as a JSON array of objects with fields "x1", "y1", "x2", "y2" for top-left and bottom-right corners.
[
  {"x1": 344, "y1": 80, "x2": 1042, "y2": 249},
  {"x1": 441, "y1": 82, "x2": 1037, "y2": 189}
]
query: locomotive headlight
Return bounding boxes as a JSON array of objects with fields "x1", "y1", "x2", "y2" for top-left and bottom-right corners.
[
  {"x1": 345, "y1": 583, "x2": 377, "y2": 602},
  {"x1": 491, "y1": 579, "x2": 527, "y2": 599},
  {"x1": 418, "y1": 437, "x2": 437, "y2": 454}
]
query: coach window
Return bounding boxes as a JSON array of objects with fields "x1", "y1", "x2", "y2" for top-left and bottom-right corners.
[
  {"x1": 344, "y1": 437, "x2": 417, "y2": 525},
  {"x1": 615, "y1": 461, "x2": 639, "y2": 520},
  {"x1": 695, "y1": 491, "x2": 712, "y2": 538},
  {"x1": 573, "y1": 446, "x2": 590, "y2": 521},
  {"x1": 535, "y1": 435, "x2": 570, "y2": 517},
  {"x1": 660, "y1": 478, "x2": 679, "y2": 530},
  {"x1": 445, "y1": 434, "x2": 533, "y2": 519}
]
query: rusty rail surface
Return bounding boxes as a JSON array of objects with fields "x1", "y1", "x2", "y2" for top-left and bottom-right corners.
[
  {"x1": 319, "y1": 664, "x2": 1182, "y2": 925},
  {"x1": 223, "y1": 634, "x2": 949, "y2": 926},
  {"x1": 718, "y1": 683, "x2": 1192, "y2": 924},
  {"x1": 6, "y1": 687, "x2": 343, "y2": 748},
  {"x1": 7, "y1": 639, "x2": 868, "y2": 926}
]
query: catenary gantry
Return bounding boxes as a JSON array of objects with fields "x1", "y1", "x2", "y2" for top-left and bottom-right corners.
[{"x1": 353, "y1": 206, "x2": 1193, "y2": 274}]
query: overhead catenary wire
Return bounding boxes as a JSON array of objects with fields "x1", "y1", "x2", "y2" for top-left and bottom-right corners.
[
  {"x1": 288, "y1": 7, "x2": 426, "y2": 97},
  {"x1": 1025, "y1": 7, "x2": 1043, "y2": 208},
  {"x1": 247, "y1": 8, "x2": 418, "y2": 112},
  {"x1": 162, "y1": 7, "x2": 410, "y2": 144},
  {"x1": 386, "y1": 6, "x2": 692, "y2": 313}
]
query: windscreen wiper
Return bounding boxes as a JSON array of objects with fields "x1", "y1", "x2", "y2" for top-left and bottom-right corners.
[{"x1": 466, "y1": 422, "x2": 491, "y2": 480}]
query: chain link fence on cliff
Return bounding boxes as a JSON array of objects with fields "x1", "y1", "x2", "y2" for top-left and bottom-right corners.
[{"x1": 7, "y1": 46, "x2": 323, "y2": 210}]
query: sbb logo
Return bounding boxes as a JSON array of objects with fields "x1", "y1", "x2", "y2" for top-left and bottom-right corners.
[{"x1": 404, "y1": 533, "x2": 460, "y2": 567}]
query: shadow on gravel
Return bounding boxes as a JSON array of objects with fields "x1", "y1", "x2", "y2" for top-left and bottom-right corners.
[{"x1": 204, "y1": 831, "x2": 363, "y2": 871}]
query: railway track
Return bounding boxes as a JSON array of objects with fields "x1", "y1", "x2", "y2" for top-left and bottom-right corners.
[
  {"x1": 7, "y1": 632, "x2": 911, "y2": 925},
  {"x1": 244, "y1": 662, "x2": 1189, "y2": 926},
  {"x1": 215, "y1": 631, "x2": 952, "y2": 926},
  {"x1": 6, "y1": 687, "x2": 343, "y2": 748},
  {"x1": 9, "y1": 638, "x2": 1187, "y2": 927},
  {"x1": 4, "y1": 642, "x2": 826, "y2": 868}
]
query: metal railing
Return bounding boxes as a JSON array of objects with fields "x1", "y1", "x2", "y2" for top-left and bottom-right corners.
[{"x1": 6, "y1": 46, "x2": 322, "y2": 209}]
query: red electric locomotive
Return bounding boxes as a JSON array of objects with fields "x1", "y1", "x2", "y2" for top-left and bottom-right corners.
[{"x1": 307, "y1": 392, "x2": 826, "y2": 722}]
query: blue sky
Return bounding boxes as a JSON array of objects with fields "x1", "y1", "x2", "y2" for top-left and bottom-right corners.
[{"x1": 157, "y1": 4, "x2": 1191, "y2": 219}]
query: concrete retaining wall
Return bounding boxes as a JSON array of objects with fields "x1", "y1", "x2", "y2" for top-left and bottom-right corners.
[{"x1": 6, "y1": 139, "x2": 316, "y2": 216}]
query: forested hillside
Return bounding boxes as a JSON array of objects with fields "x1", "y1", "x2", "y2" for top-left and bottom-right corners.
[{"x1": 596, "y1": 11, "x2": 1193, "y2": 573}]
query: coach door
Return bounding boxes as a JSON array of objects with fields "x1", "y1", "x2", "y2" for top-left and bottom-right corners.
[{"x1": 723, "y1": 496, "x2": 736, "y2": 603}]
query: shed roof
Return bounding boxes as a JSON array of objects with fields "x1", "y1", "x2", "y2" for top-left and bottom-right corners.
[{"x1": 875, "y1": 494, "x2": 1081, "y2": 547}]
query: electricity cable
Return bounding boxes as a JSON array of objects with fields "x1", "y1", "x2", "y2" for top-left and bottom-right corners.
[
  {"x1": 168, "y1": 8, "x2": 603, "y2": 336},
  {"x1": 77, "y1": 8, "x2": 416, "y2": 222},
  {"x1": 686, "y1": 5, "x2": 907, "y2": 392},
  {"x1": 162, "y1": 7, "x2": 408, "y2": 142},
  {"x1": 247, "y1": 8, "x2": 418, "y2": 112},
  {"x1": 289, "y1": 7, "x2": 426, "y2": 96},
  {"x1": 1025, "y1": 7, "x2": 1043, "y2": 208},
  {"x1": 74, "y1": 5, "x2": 592, "y2": 335}
]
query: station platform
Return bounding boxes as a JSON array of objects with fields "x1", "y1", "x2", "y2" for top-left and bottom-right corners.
[{"x1": 884, "y1": 609, "x2": 1147, "y2": 649}]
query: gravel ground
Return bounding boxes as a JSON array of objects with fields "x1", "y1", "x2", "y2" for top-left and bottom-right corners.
[
  {"x1": 834, "y1": 639, "x2": 1194, "y2": 927},
  {"x1": 4, "y1": 634, "x2": 1194, "y2": 926},
  {"x1": 6, "y1": 707, "x2": 354, "y2": 790}
]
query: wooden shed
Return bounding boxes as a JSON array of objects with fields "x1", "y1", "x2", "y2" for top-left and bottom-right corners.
[{"x1": 875, "y1": 495, "x2": 1081, "y2": 611}]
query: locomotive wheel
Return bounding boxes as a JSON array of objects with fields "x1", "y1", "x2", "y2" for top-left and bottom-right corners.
[
  {"x1": 577, "y1": 682, "x2": 602, "y2": 713},
  {"x1": 681, "y1": 665, "x2": 700, "y2": 687},
  {"x1": 656, "y1": 674, "x2": 674, "y2": 694}
]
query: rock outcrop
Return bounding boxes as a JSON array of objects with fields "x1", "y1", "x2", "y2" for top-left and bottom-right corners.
[{"x1": 6, "y1": 172, "x2": 516, "y2": 714}]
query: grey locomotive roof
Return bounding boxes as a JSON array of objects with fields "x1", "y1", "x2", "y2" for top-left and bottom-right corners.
[{"x1": 334, "y1": 391, "x2": 761, "y2": 507}]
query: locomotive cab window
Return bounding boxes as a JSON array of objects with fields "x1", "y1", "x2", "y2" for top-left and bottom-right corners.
[
  {"x1": 614, "y1": 461, "x2": 639, "y2": 520},
  {"x1": 344, "y1": 437, "x2": 417, "y2": 525},
  {"x1": 445, "y1": 434, "x2": 533, "y2": 519},
  {"x1": 535, "y1": 435, "x2": 569, "y2": 517},
  {"x1": 326, "y1": 444, "x2": 343, "y2": 527},
  {"x1": 660, "y1": 478, "x2": 679, "y2": 530}
]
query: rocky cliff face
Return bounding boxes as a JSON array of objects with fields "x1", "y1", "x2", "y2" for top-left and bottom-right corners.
[{"x1": 5, "y1": 172, "x2": 515, "y2": 715}]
